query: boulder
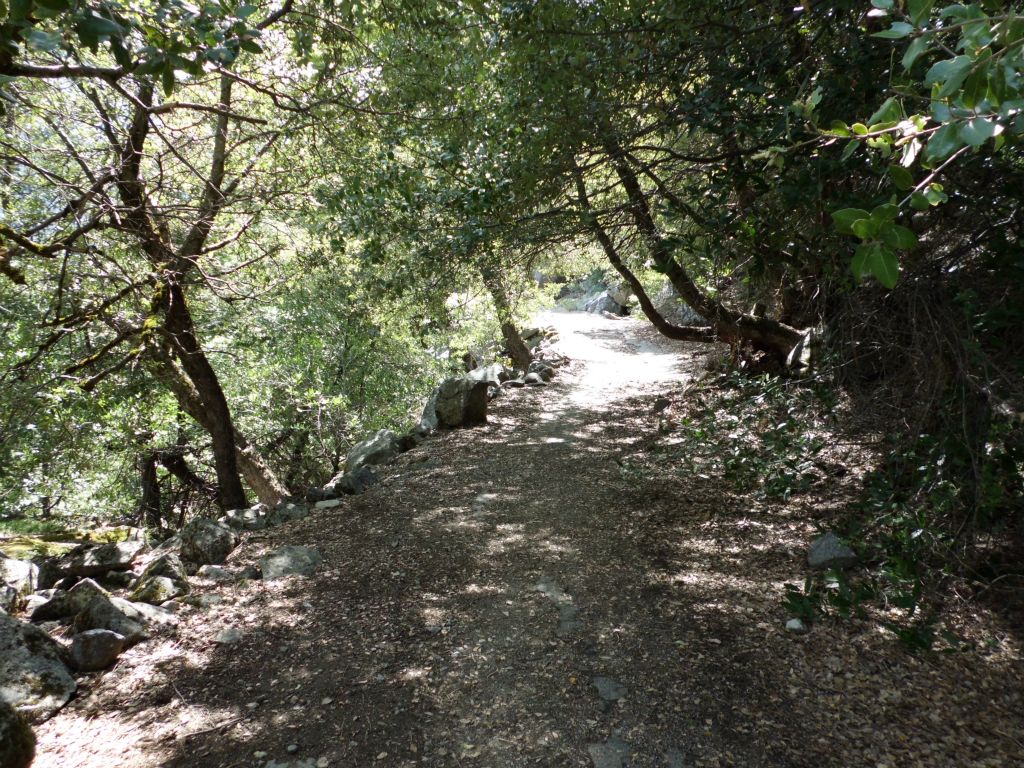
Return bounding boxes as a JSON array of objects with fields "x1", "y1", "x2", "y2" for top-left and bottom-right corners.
[
  {"x1": 653, "y1": 283, "x2": 704, "y2": 325},
  {"x1": 95, "y1": 570, "x2": 137, "y2": 590},
  {"x1": 347, "y1": 429, "x2": 401, "y2": 472},
  {"x1": 73, "y1": 596, "x2": 147, "y2": 645},
  {"x1": 136, "y1": 552, "x2": 189, "y2": 587},
  {"x1": 503, "y1": 377, "x2": 526, "y2": 389},
  {"x1": 1, "y1": 585, "x2": 19, "y2": 615},
  {"x1": 30, "y1": 578, "x2": 108, "y2": 622},
  {"x1": 0, "y1": 555, "x2": 39, "y2": 597},
  {"x1": 528, "y1": 361, "x2": 555, "y2": 381},
  {"x1": 69, "y1": 629, "x2": 126, "y2": 673},
  {"x1": 417, "y1": 391, "x2": 440, "y2": 434},
  {"x1": 467, "y1": 363, "x2": 511, "y2": 387},
  {"x1": 0, "y1": 613, "x2": 75, "y2": 720},
  {"x1": 260, "y1": 546, "x2": 323, "y2": 581},
  {"x1": 607, "y1": 282, "x2": 633, "y2": 306},
  {"x1": 129, "y1": 575, "x2": 185, "y2": 605},
  {"x1": 807, "y1": 532, "x2": 858, "y2": 570},
  {"x1": 430, "y1": 376, "x2": 489, "y2": 428},
  {"x1": 524, "y1": 372, "x2": 547, "y2": 386},
  {"x1": 50, "y1": 540, "x2": 145, "y2": 579},
  {"x1": 584, "y1": 291, "x2": 626, "y2": 316},
  {"x1": 220, "y1": 503, "x2": 269, "y2": 532},
  {"x1": 0, "y1": 699, "x2": 35, "y2": 768},
  {"x1": 265, "y1": 502, "x2": 311, "y2": 528},
  {"x1": 179, "y1": 519, "x2": 238, "y2": 566},
  {"x1": 196, "y1": 565, "x2": 234, "y2": 583},
  {"x1": 327, "y1": 466, "x2": 378, "y2": 497}
]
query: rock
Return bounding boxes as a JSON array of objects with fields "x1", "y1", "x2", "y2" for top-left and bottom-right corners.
[
  {"x1": 592, "y1": 676, "x2": 627, "y2": 701},
  {"x1": 0, "y1": 699, "x2": 35, "y2": 768},
  {"x1": 524, "y1": 372, "x2": 546, "y2": 386},
  {"x1": 807, "y1": 532, "x2": 858, "y2": 570},
  {"x1": 136, "y1": 553, "x2": 190, "y2": 587},
  {"x1": 785, "y1": 618, "x2": 808, "y2": 634},
  {"x1": 196, "y1": 565, "x2": 234, "y2": 583},
  {"x1": 95, "y1": 570, "x2": 137, "y2": 590},
  {"x1": 260, "y1": 546, "x2": 323, "y2": 581},
  {"x1": 0, "y1": 613, "x2": 76, "y2": 720},
  {"x1": 179, "y1": 519, "x2": 239, "y2": 566},
  {"x1": 326, "y1": 466, "x2": 378, "y2": 496},
  {"x1": 30, "y1": 578, "x2": 109, "y2": 622},
  {"x1": 69, "y1": 629, "x2": 126, "y2": 672},
  {"x1": 214, "y1": 627, "x2": 243, "y2": 645},
  {"x1": 346, "y1": 429, "x2": 401, "y2": 472},
  {"x1": 528, "y1": 361, "x2": 555, "y2": 381},
  {"x1": 0, "y1": 554, "x2": 39, "y2": 596},
  {"x1": 73, "y1": 596, "x2": 146, "y2": 645},
  {"x1": 587, "y1": 737, "x2": 631, "y2": 768},
  {"x1": 1, "y1": 585, "x2": 20, "y2": 614},
  {"x1": 652, "y1": 397, "x2": 672, "y2": 413},
  {"x1": 314, "y1": 499, "x2": 343, "y2": 510},
  {"x1": 221, "y1": 503, "x2": 269, "y2": 532},
  {"x1": 584, "y1": 291, "x2": 626, "y2": 316},
  {"x1": 503, "y1": 377, "x2": 526, "y2": 388},
  {"x1": 129, "y1": 575, "x2": 185, "y2": 605},
  {"x1": 51, "y1": 540, "x2": 145, "y2": 579},
  {"x1": 467, "y1": 363, "x2": 510, "y2": 387},
  {"x1": 654, "y1": 283, "x2": 704, "y2": 325},
  {"x1": 265, "y1": 502, "x2": 311, "y2": 527},
  {"x1": 607, "y1": 282, "x2": 633, "y2": 306},
  {"x1": 72, "y1": 595, "x2": 174, "y2": 644},
  {"x1": 521, "y1": 327, "x2": 541, "y2": 340},
  {"x1": 417, "y1": 391, "x2": 440, "y2": 434},
  {"x1": 430, "y1": 376, "x2": 489, "y2": 428}
]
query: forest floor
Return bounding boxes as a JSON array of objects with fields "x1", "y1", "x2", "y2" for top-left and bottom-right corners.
[{"x1": 35, "y1": 311, "x2": 1023, "y2": 768}]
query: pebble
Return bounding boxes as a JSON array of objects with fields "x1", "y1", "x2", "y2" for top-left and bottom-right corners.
[
  {"x1": 786, "y1": 618, "x2": 808, "y2": 634},
  {"x1": 287, "y1": 743, "x2": 299, "y2": 754}
]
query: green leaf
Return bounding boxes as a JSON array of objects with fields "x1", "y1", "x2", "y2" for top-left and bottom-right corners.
[
  {"x1": 889, "y1": 165, "x2": 914, "y2": 190},
  {"x1": 925, "y1": 55, "x2": 974, "y2": 98},
  {"x1": 26, "y1": 30, "x2": 61, "y2": 52},
  {"x1": 871, "y1": 203, "x2": 900, "y2": 224},
  {"x1": 851, "y1": 123, "x2": 869, "y2": 135},
  {"x1": 910, "y1": 191, "x2": 931, "y2": 210},
  {"x1": 871, "y1": 0, "x2": 894, "y2": 8},
  {"x1": 902, "y1": 36, "x2": 930, "y2": 71},
  {"x1": 831, "y1": 208, "x2": 871, "y2": 235},
  {"x1": 959, "y1": 116, "x2": 999, "y2": 147},
  {"x1": 874, "y1": 22, "x2": 915, "y2": 39},
  {"x1": 961, "y1": 62, "x2": 990, "y2": 108},
  {"x1": 161, "y1": 66, "x2": 175, "y2": 97},
  {"x1": 867, "y1": 96, "x2": 902, "y2": 126},
  {"x1": 852, "y1": 244, "x2": 900, "y2": 288},
  {"x1": 841, "y1": 140, "x2": 859, "y2": 160},
  {"x1": 908, "y1": 0, "x2": 934, "y2": 26},
  {"x1": 880, "y1": 224, "x2": 918, "y2": 250},
  {"x1": 852, "y1": 217, "x2": 879, "y2": 239},
  {"x1": 926, "y1": 123, "x2": 963, "y2": 161}
]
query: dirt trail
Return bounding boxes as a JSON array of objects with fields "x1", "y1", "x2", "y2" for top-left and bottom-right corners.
[{"x1": 35, "y1": 311, "x2": 1023, "y2": 768}]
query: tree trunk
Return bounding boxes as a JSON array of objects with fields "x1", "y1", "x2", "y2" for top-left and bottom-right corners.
[
  {"x1": 572, "y1": 165, "x2": 716, "y2": 343},
  {"x1": 480, "y1": 263, "x2": 533, "y2": 370},
  {"x1": 146, "y1": 341, "x2": 289, "y2": 508},
  {"x1": 139, "y1": 453, "x2": 162, "y2": 529},
  {"x1": 601, "y1": 139, "x2": 804, "y2": 357}
]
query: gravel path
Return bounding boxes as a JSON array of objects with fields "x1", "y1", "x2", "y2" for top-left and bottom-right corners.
[{"x1": 34, "y1": 311, "x2": 1023, "y2": 768}]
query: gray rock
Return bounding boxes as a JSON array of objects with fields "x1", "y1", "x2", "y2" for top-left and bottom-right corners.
[
  {"x1": 653, "y1": 282, "x2": 705, "y2": 325},
  {"x1": 179, "y1": 518, "x2": 239, "y2": 566},
  {"x1": 1, "y1": 585, "x2": 19, "y2": 614},
  {"x1": 73, "y1": 596, "x2": 147, "y2": 645},
  {"x1": 214, "y1": 627, "x2": 243, "y2": 645},
  {"x1": 807, "y1": 532, "x2": 858, "y2": 570},
  {"x1": 0, "y1": 554, "x2": 39, "y2": 596},
  {"x1": 785, "y1": 618, "x2": 808, "y2": 634},
  {"x1": 429, "y1": 376, "x2": 489, "y2": 428},
  {"x1": 584, "y1": 291, "x2": 626, "y2": 316},
  {"x1": 313, "y1": 498, "x2": 343, "y2": 510},
  {"x1": 30, "y1": 578, "x2": 108, "y2": 622},
  {"x1": 260, "y1": 546, "x2": 323, "y2": 581},
  {"x1": 95, "y1": 570, "x2": 137, "y2": 589},
  {"x1": 503, "y1": 377, "x2": 526, "y2": 388},
  {"x1": 587, "y1": 737, "x2": 631, "y2": 768},
  {"x1": 467, "y1": 363, "x2": 510, "y2": 387},
  {"x1": 0, "y1": 613, "x2": 76, "y2": 720},
  {"x1": 528, "y1": 361, "x2": 555, "y2": 381},
  {"x1": 347, "y1": 429, "x2": 401, "y2": 472},
  {"x1": 196, "y1": 565, "x2": 234, "y2": 583},
  {"x1": 69, "y1": 629, "x2": 126, "y2": 672},
  {"x1": 607, "y1": 282, "x2": 633, "y2": 306},
  {"x1": 221, "y1": 503, "x2": 269, "y2": 532},
  {"x1": 265, "y1": 502, "x2": 311, "y2": 527},
  {"x1": 326, "y1": 466, "x2": 378, "y2": 496},
  {"x1": 417, "y1": 391, "x2": 440, "y2": 434},
  {"x1": 129, "y1": 575, "x2": 185, "y2": 605},
  {"x1": 0, "y1": 699, "x2": 35, "y2": 768},
  {"x1": 592, "y1": 676, "x2": 627, "y2": 701},
  {"x1": 51, "y1": 540, "x2": 145, "y2": 579},
  {"x1": 136, "y1": 553, "x2": 189, "y2": 587},
  {"x1": 524, "y1": 372, "x2": 546, "y2": 386}
]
